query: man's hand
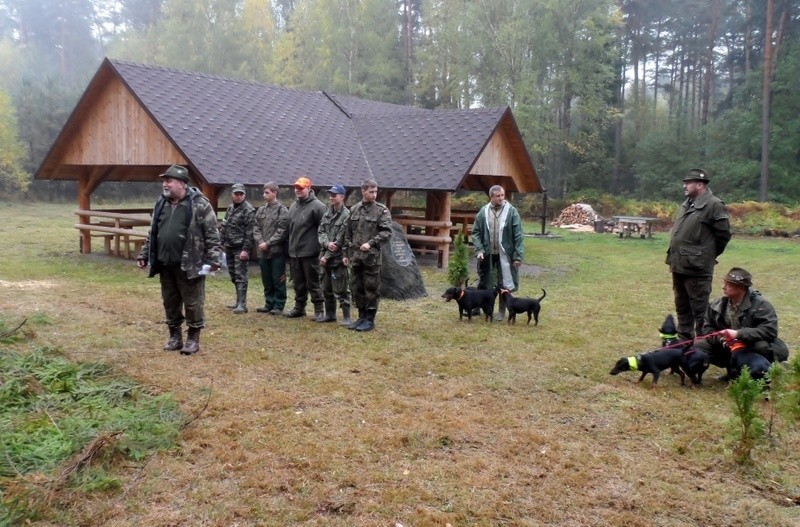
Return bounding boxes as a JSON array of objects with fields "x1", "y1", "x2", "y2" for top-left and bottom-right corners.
[
  {"x1": 239, "y1": 250, "x2": 249, "y2": 261},
  {"x1": 258, "y1": 242, "x2": 268, "y2": 251},
  {"x1": 513, "y1": 259, "x2": 521, "y2": 269},
  {"x1": 721, "y1": 329, "x2": 738, "y2": 342},
  {"x1": 210, "y1": 264, "x2": 221, "y2": 272},
  {"x1": 476, "y1": 252, "x2": 484, "y2": 261},
  {"x1": 320, "y1": 256, "x2": 328, "y2": 267},
  {"x1": 136, "y1": 259, "x2": 147, "y2": 269},
  {"x1": 342, "y1": 257, "x2": 350, "y2": 267},
  {"x1": 360, "y1": 242, "x2": 371, "y2": 252}
]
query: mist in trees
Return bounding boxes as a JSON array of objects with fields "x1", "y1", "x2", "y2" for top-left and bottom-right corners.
[{"x1": 0, "y1": 0, "x2": 798, "y2": 202}]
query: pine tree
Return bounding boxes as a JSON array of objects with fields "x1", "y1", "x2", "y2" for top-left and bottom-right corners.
[{"x1": 447, "y1": 232, "x2": 469, "y2": 287}]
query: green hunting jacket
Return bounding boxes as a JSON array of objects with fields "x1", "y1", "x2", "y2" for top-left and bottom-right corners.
[
  {"x1": 666, "y1": 189, "x2": 731, "y2": 276},
  {"x1": 702, "y1": 290, "x2": 780, "y2": 346},
  {"x1": 318, "y1": 204, "x2": 349, "y2": 266},
  {"x1": 472, "y1": 201, "x2": 525, "y2": 289},
  {"x1": 253, "y1": 200, "x2": 289, "y2": 258},
  {"x1": 287, "y1": 190, "x2": 327, "y2": 258},
  {"x1": 138, "y1": 188, "x2": 222, "y2": 279}
]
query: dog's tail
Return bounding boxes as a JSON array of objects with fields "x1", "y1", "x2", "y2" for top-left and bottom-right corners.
[{"x1": 538, "y1": 289, "x2": 546, "y2": 302}]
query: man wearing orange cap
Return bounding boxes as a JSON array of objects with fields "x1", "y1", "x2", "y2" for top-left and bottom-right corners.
[{"x1": 284, "y1": 177, "x2": 327, "y2": 320}]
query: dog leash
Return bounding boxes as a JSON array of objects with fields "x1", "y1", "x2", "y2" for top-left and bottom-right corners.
[{"x1": 653, "y1": 330, "x2": 729, "y2": 353}]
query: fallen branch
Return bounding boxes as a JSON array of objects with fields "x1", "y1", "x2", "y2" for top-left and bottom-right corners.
[{"x1": 0, "y1": 317, "x2": 27, "y2": 339}]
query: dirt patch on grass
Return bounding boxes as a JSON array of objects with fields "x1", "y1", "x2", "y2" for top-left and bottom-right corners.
[{"x1": 0, "y1": 279, "x2": 58, "y2": 290}]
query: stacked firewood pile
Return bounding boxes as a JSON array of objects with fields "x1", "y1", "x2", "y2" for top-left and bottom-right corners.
[{"x1": 551, "y1": 203, "x2": 602, "y2": 227}]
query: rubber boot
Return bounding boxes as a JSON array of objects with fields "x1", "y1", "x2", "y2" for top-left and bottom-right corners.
[
  {"x1": 355, "y1": 308, "x2": 376, "y2": 332},
  {"x1": 339, "y1": 306, "x2": 352, "y2": 327},
  {"x1": 283, "y1": 305, "x2": 306, "y2": 318},
  {"x1": 232, "y1": 284, "x2": 248, "y2": 314},
  {"x1": 312, "y1": 304, "x2": 326, "y2": 322},
  {"x1": 494, "y1": 296, "x2": 506, "y2": 322},
  {"x1": 226, "y1": 282, "x2": 238, "y2": 309},
  {"x1": 319, "y1": 300, "x2": 337, "y2": 323},
  {"x1": 348, "y1": 308, "x2": 366, "y2": 330},
  {"x1": 163, "y1": 325, "x2": 183, "y2": 351},
  {"x1": 180, "y1": 327, "x2": 201, "y2": 355}
]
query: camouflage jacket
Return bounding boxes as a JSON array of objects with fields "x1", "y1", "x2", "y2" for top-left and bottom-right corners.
[
  {"x1": 221, "y1": 200, "x2": 256, "y2": 251},
  {"x1": 344, "y1": 200, "x2": 392, "y2": 262},
  {"x1": 318, "y1": 204, "x2": 349, "y2": 266},
  {"x1": 138, "y1": 187, "x2": 222, "y2": 279},
  {"x1": 253, "y1": 200, "x2": 289, "y2": 258}
]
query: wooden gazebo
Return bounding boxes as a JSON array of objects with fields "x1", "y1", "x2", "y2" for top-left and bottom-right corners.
[{"x1": 36, "y1": 58, "x2": 542, "y2": 267}]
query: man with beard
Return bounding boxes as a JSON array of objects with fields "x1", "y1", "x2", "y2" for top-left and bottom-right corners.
[{"x1": 137, "y1": 165, "x2": 222, "y2": 355}]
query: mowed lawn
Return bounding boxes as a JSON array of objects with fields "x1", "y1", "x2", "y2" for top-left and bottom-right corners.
[{"x1": 1, "y1": 201, "x2": 799, "y2": 526}]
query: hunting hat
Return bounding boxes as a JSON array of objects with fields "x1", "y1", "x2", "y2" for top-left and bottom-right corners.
[
  {"x1": 294, "y1": 177, "x2": 312, "y2": 189},
  {"x1": 159, "y1": 165, "x2": 190, "y2": 183},
  {"x1": 231, "y1": 183, "x2": 246, "y2": 194},
  {"x1": 328, "y1": 184, "x2": 346, "y2": 195},
  {"x1": 683, "y1": 168, "x2": 711, "y2": 183},
  {"x1": 723, "y1": 267, "x2": 752, "y2": 288}
]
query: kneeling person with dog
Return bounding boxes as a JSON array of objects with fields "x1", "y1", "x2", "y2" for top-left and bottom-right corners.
[
  {"x1": 472, "y1": 185, "x2": 525, "y2": 321},
  {"x1": 695, "y1": 267, "x2": 789, "y2": 381}
]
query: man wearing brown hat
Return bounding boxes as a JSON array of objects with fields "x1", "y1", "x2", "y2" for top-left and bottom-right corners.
[
  {"x1": 137, "y1": 165, "x2": 222, "y2": 355},
  {"x1": 695, "y1": 267, "x2": 789, "y2": 377},
  {"x1": 221, "y1": 183, "x2": 255, "y2": 314},
  {"x1": 666, "y1": 168, "x2": 731, "y2": 341}
]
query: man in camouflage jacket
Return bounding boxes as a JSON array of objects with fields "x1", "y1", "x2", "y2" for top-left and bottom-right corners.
[
  {"x1": 137, "y1": 165, "x2": 222, "y2": 355},
  {"x1": 221, "y1": 183, "x2": 255, "y2": 314},
  {"x1": 317, "y1": 184, "x2": 351, "y2": 325},
  {"x1": 253, "y1": 181, "x2": 289, "y2": 314},
  {"x1": 343, "y1": 179, "x2": 392, "y2": 332}
]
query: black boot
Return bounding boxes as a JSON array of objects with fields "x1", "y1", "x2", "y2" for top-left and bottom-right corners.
[
  {"x1": 348, "y1": 309, "x2": 366, "y2": 330},
  {"x1": 163, "y1": 325, "x2": 183, "y2": 351},
  {"x1": 283, "y1": 305, "x2": 306, "y2": 318},
  {"x1": 226, "y1": 282, "x2": 238, "y2": 309},
  {"x1": 355, "y1": 309, "x2": 376, "y2": 332},
  {"x1": 339, "y1": 306, "x2": 352, "y2": 326},
  {"x1": 181, "y1": 327, "x2": 201, "y2": 355},
  {"x1": 233, "y1": 284, "x2": 248, "y2": 314},
  {"x1": 312, "y1": 304, "x2": 326, "y2": 322},
  {"x1": 319, "y1": 300, "x2": 337, "y2": 323}
]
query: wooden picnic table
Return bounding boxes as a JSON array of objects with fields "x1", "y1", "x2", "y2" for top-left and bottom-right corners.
[
  {"x1": 612, "y1": 216, "x2": 658, "y2": 238},
  {"x1": 74, "y1": 209, "x2": 151, "y2": 258}
]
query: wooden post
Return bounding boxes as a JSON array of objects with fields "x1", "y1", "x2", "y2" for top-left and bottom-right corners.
[{"x1": 77, "y1": 167, "x2": 110, "y2": 253}]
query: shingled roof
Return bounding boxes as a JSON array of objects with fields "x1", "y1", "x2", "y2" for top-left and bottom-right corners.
[{"x1": 36, "y1": 58, "x2": 541, "y2": 194}]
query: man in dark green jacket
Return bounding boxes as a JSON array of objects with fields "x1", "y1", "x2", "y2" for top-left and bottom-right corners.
[
  {"x1": 284, "y1": 177, "x2": 327, "y2": 321},
  {"x1": 137, "y1": 165, "x2": 222, "y2": 355},
  {"x1": 666, "y1": 168, "x2": 731, "y2": 341},
  {"x1": 695, "y1": 267, "x2": 789, "y2": 374}
]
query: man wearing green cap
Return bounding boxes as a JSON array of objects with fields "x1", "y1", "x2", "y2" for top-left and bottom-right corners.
[
  {"x1": 666, "y1": 168, "x2": 731, "y2": 341},
  {"x1": 317, "y1": 184, "x2": 351, "y2": 324},
  {"x1": 137, "y1": 165, "x2": 222, "y2": 355},
  {"x1": 695, "y1": 267, "x2": 789, "y2": 376},
  {"x1": 221, "y1": 183, "x2": 255, "y2": 314}
]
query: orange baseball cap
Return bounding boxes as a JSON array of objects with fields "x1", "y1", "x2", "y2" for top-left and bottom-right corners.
[{"x1": 294, "y1": 177, "x2": 312, "y2": 189}]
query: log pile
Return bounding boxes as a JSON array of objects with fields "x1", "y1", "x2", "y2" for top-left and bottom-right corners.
[{"x1": 551, "y1": 203, "x2": 602, "y2": 226}]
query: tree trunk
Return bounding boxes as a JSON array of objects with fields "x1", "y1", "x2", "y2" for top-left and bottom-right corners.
[
  {"x1": 759, "y1": 0, "x2": 774, "y2": 202},
  {"x1": 701, "y1": 0, "x2": 719, "y2": 125}
]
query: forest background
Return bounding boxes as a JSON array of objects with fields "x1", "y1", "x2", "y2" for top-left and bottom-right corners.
[{"x1": 0, "y1": 0, "x2": 799, "y2": 207}]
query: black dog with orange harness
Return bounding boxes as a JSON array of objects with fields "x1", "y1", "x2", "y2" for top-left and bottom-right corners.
[{"x1": 442, "y1": 286, "x2": 497, "y2": 322}]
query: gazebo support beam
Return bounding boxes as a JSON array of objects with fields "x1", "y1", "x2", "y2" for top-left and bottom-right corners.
[{"x1": 78, "y1": 166, "x2": 113, "y2": 253}]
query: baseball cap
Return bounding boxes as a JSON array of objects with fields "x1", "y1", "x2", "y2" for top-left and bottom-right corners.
[
  {"x1": 683, "y1": 168, "x2": 711, "y2": 183},
  {"x1": 231, "y1": 183, "x2": 246, "y2": 194},
  {"x1": 294, "y1": 177, "x2": 312, "y2": 189},
  {"x1": 159, "y1": 165, "x2": 190, "y2": 183},
  {"x1": 723, "y1": 267, "x2": 752, "y2": 288},
  {"x1": 328, "y1": 184, "x2": 346, "y2": 195}
]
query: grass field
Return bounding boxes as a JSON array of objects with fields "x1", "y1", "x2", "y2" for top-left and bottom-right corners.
[{"x1": 1, "y1": 201, "x2": 799, "y2": 526}]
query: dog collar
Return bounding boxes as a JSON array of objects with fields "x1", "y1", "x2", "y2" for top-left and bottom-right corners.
[
  {"x1": 659, "y1": 332, "x2": 678, "y2": 340},
  {"x1": 627, "y1": 356, "x2": 638, "y2": 371},
  {"x1": 457, "y1": 289, "x2": 465, "y2": 300}
]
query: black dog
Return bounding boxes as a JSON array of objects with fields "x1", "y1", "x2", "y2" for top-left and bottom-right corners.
[
  {"x1": 442, "y1": 287, "x2": 497, "y2": 322},
  {"x1": 610, "y1": 348, "x2": 686, "y2": 388},
  {"x1": 499, "y1": 289, "x2": 546, "y2": 325},
  {"x1": 729, "y1": 345, "x2": 771, "y2": 381},
  {"x1": 659, "y1": 313, "x2": 710, "y2": 386}
]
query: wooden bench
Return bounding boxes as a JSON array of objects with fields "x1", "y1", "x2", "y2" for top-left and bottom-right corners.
[
  {"x1": 393, "y1": 217, "x2": 453, "y2": 268},
  {"x1": 612, "y1": 216, "x2": 658, "y2": 238},
  {"x1": 74, "y1": 210, "x2": 151, "y2": 258}
]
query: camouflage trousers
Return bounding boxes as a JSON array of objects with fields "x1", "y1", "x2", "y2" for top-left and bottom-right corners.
[
  {"x1": 159, "y1": 263, "x2": 206, "y2": 328},
  {"x1": 226, "y1": 247, "x2": 249, "y2": 285},
  {"x1": 321, "y1": 263, "x2": 350, "y2": 308},
  {"x1": 350, "y1": 258, "x2": 381, "y2": 311}
]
